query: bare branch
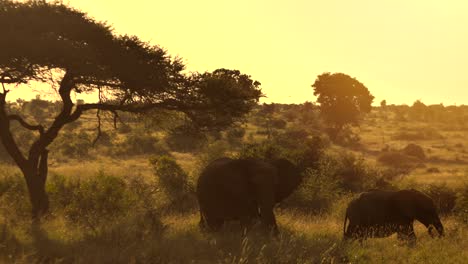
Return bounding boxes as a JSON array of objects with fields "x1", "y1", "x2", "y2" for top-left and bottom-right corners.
[
  {"x1": 1, "y1": 83, "x2": 7, "y2": 94},
  {"x1": 8, "y1": 115, "x2": 45, "y2": 134}
]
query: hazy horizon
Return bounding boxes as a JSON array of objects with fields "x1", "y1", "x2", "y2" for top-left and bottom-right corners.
[{"x1": 8, "y1": 0, "x2": 468, "y2": 106}]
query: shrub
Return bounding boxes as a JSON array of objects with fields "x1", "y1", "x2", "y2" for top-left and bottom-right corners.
[
  {"x1": 165, "y1": 124, "x2": 207, "y2": 153},
  {"x1": 270, "y1": 118, "x2": 287, "y2": 129},
  {"x1": 63, "y1": 120, "x2": 82, "y2": 132},
  {"x1": 51, "y1": 132, "x2": 92, "y2": 158},
  {"x1": 238, "y1": 141, "x2": 283, "y2": 160},
  {"x1": 115, "y1": 132, "x2": 168, "y2": 156},
  {"x1": 392, "y1": 128, "x2": 443, "y2": 141},
  {"x1": 377, "y1": 151, "x2": 421, "y2": 171},
  {"x1": 94, "y1": 131, "x2": 113, "y2": 146},
  {"x1": 118, "y1": 123, "x2": 132, "y2": 134},
  {"x1": 226, "y1": 126, "x2": 246, "y2": 145},
  {"x1": 0, "y1": 174, "x2": 30, "y2": 220},
  {"x1": 333, "y1": 152, "x2": 379, "y2": 192},
  {"x1": 282, "y1": 168, "x2": 341, "y2": 213},
  {"x1": 402, "y1": 143, "x2": 426, "y2": 160},
  {"x1": 0, "y1": 144, "x2": 12, "y2": 164},
  {"x1": 149, "y1": 155, "x2": 196, "y2": 212},
  {"x1": 126, "y1": 174, "x2": 166, "y2": 231},
  {"x1": 455, "y1": 185, "x2": 468, "y2": 224},
  {"x1": 239, "y1": 131, "x2": 327, "y2": 170},
  {"x1": 47, "y1": 172, "x2": 133, "y2": 232},
  {"x1": 332, "y1": 126, "x2": 361, "y2": 147},
  {"x1": 422, "y1": 184, "x2": 457, "y2": 215},
  {"x1": 426, "y1": 167, "x2": 441, "y2": 173}
]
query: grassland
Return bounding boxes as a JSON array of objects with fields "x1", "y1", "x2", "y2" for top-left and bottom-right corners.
[{"x1": 1, "y1": 104, "x2": 468, "y2": 263}]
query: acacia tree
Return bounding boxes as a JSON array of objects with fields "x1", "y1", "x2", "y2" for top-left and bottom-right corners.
[
  {"x1": 312, "y1": 72, "x2": 374, "y2": 137},
  {"x1": 0, "y1": 1, "x2": 262, "y2": 219}
]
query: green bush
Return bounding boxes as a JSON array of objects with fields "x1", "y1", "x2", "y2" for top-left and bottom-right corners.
[
  {"x1": 117, "y1": 123, "x2": 132, "y2": 134},
  {"x1": 282, "y1": 168, "x2": 341, "y2": 213},
  {"x1": 332, "y1": 126, "x2": 361, "y2": 147},
  {"x1": 165, "y1": 124, "x2": 207, "y2": 153},
  {"x1": 47, "y1": 172, "x2": 133, "y2": 232},
  {"x1": 377, "y1": 151, "x2": 421, "y2": 171},
  {"x1": 226, "y1": 126, "x2": 246, "y2": 145},
  {"x1": 392, "y1": 128, "x2": 443, "y2": 141},
  {"x1": 51, "y1": 132, "x2": 92, "y2": 158},
  {"x1": 402, "y1": 143, "x2": 426, "y2": 160},
  {"x1": 422, "y1": 183, "x2": 457, "y2": 215},
  {"x1": 115, "y1": 132, "x2": 168, "y2": 156},
  {"x1": 0, "y1": 143, "x2": 12, "y2": 163},
  {"x1": 455, "y1": 185, "x2": 468, "y2": 224},
  {"x1": 0, "y1": 174, "x2": 30, "y2": 220},
  {"x1": 270, "y1": 118, "x2": 287, "y2": 129},
  {"x1": 238, "y1": 132, "x2": 326, "y2": 170},
  {"x1": 334, "y1": 152, "x2": 378, "y2": 192},
  {"x1": 149, "y1": 155, "x2": 196, "y2": 212}
]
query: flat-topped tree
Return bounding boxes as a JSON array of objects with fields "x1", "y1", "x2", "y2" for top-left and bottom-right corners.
[{"x1": 0, "y1": 1, "x2": 262, "y2": 220}]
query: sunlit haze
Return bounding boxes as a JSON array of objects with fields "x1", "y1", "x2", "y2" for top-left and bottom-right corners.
[{"x1": 10, "y1": 0, "x2": 468, "y2": 105}]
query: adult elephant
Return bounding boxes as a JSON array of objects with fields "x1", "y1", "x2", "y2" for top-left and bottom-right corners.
[
  {"x1": 196, "y1": 157, "x2": 302, "y2": 234},
  {"x1": 343, "y1": 189, "x2": 444, "y2": 243}
]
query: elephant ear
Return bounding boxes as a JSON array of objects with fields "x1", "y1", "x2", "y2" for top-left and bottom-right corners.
[{"x1": 272, "y1": 159, "x2": 302, "y2": 202}]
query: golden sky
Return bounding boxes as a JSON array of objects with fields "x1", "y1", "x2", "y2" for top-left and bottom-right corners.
[{"x1": 9, "y1": 0, "x2": 468, "y2": 105}]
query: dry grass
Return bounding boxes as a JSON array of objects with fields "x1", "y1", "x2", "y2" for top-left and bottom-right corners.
[
  {"x1": 1, "y1": 107, "x2": 468, "y2": 263},
  {"x1": 0, "y1": 210, "x2": 466, "y2": 263}
]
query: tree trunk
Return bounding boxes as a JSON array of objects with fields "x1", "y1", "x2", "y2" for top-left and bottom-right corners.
[{"x1": 23, "y1": 150, "x2": 49, "y2": 220}]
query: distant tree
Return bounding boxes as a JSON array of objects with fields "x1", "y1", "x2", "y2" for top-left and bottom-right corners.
[
  {"x1": 380, "y1": 100, "x2": 387, "y2": 108},
  {"x1": 409, "y1": 100, "x2": 428, "y2": 121},
  {"x1": 0, "y1": 1, "x2": 261, "y2": 219},
  {"x1": 312, "y1": 73, "x2": 374, "y2": 136}
]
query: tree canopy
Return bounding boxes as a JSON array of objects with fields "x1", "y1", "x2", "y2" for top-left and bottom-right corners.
[
  {"x1": 312, "y1": 72, "x2": 374, "y2": 131},
  {"x1": 0, "y1": 0, "x2": 262, "y2": 219}
]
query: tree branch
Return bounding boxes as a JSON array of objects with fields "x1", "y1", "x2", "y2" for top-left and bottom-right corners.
[
  {"x1": 1, "y1": 83, "x2": 7, "y2": 94},
  {"x1": 28, "y1": 70, "x2": 75, "y2": 163},
  {"x1": 0, "y1": 92, "x2": 28, "y2": 168},
  {"x1": 8, "y1": 115, "x2": 44, "y2": 134}
]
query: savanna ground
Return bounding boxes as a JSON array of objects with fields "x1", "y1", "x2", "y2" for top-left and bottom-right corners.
[{"x1": 1, "y1": 101, "x2": 468, "y2": 263}]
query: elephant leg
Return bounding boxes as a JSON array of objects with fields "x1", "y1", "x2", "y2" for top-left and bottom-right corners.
[
  {"x1": 239, "y1": 202, "x2": 260, "y2": 234},
  {"x1": 205, "y1": 217, "x2": 224, "y2": 232}
]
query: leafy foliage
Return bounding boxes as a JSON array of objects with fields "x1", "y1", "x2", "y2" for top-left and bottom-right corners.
[
  {"x1": 455, "y1": 185, "x2": 468, "y2": 224},
  {"x1": 47, "y1": 172, "x2": 133, "y2": 232},
  {"x1": 422, "y1": 183, "x2": 457, "y2": 215},
  {"x1": 149, "y1": 155, "x2": 196, "y2": 212},
  {"x1": 165, "y1": 123, "x2": 207, "y2": 153},
  {"x1": 312, "y1": 72, "x2": 374, "y2": 135},
  {"x1": 115, "y1": 131, "x2": 168, "y2": 156},
  {"x1": 50, "y1": 132, "x2": 92, "y2": 158}
]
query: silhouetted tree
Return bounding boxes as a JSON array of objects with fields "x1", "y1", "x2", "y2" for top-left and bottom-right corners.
[
  {"x1": 312, "y1": 72, "x2": 374, "y2": 137},
  {"x1": 380, "y1": 100, "x2": 387, "y2": 108},
  {"x1": 409, "y1": 100, "x2": 428, "y2": 121},
  {"x1": 0, "y1": 1, "x2": 261, "y2": 219}
]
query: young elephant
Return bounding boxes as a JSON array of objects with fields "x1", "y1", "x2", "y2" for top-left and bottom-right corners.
[
  {"x1": 196, "y1": 157, "x2": 302, "y2": 234},
  {"x1": 343, "y1": 189, "x2": 444, "y2": 242}
]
